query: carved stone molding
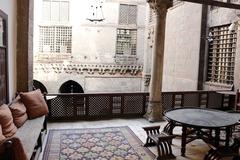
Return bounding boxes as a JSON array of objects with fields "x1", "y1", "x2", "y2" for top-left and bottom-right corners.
[
  {"x1": 144, "y1": 74, "x2": 151, "y2": 86},
  {"x1": 147, "y1": 0, "x2": 172, "y2": 15},
  {"x1": 147, "y1": 27, "x2": 155, "y2": 47},
  {"x1": 34, "y1": 63, "x2": 143, "y2": 76}
]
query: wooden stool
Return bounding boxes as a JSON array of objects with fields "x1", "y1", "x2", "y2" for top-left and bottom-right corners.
[
  {"x1": 143, "y1": 126, "x2": 176, "y2": 160},
  {"x1": 204, "y1": 138, "x2": 240, "y2": 160}
]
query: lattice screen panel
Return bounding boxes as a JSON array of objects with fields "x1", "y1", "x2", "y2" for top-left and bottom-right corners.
[
  {"x1": 112, "y1": 96, "x2": 121, "y2": 114},
  {"x1": 73, "y1": 96, "x2": 85, "y2": 116},
  {"x1": 116, "y1": 29, "x2": 137, "y2": 55},
  {"x1": 162, "y1": 94, "x2": 173, "y2": 110},
  {"x1": 39, "y1": 25, "x2": 72, "y2": 53},
  {"x1": 119, "y1": 4, "x2": 137, "y2": 25},
  {"x1": 46, "y1": 92, "x2": 233, "y2": 121},
  {"x1": 48, "y1": 96, "x2": 74, "y2": 118},
  {"x1": 207, "y1": 24, "x2": 236, "y2": 85},
  {"x1": 174, "y1": 94, "x2": 182, "y2": 107},
  {"x1": 183, "y1": 93, "x2": 200, "y2": 107},
  {"x1": 123, "y1": 95, "x2": 144, "y2": 114},
  {"x1": 199, "y1": 93, "x2": 208, "y2": 107},
  {"x1": 207, "y1": 92, "x2": 223, "y2": 109},
  {"x1": 88, "y1": 96, "x2": 111, "y2": 116},
  {"x1": 145, "y1": 95, "x2": 149, "y2": 111}
]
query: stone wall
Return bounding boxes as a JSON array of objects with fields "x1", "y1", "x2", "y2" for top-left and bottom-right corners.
[
  {"x1": 34, "y1": 62, "x2": 143, "y2": 93},
  {"x1": 162, "y1": 2, "x2": 202, "y2": 91},
  {"x1": 33, "y1": 0, "x2": 147, "y2": 93}
]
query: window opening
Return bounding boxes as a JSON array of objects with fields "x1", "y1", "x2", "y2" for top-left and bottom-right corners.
[{"x1": 207, "y1": 24, "x2": 236, "y2": 85}]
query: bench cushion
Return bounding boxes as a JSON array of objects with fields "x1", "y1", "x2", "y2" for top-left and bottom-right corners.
[
  {"x1": 14, "y1": 116, "x2": 45, "y2": 159},
  {"x1": 0, "y1": 125, "x2": 5, "y2": 142},
  {"x1": 0, "y1": 104, "x2": 17, "y2": 137},
  {"x1": 20, "y1": 89, "x2": 49, "y2": 119},
  {"x1": 9, "y1": 98, "x2": 28, "y2": 128}
]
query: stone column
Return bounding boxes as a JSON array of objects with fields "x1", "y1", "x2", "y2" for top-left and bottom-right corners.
[{"x1": 145, "y1": 0, "x2": 172, "y2": 122}]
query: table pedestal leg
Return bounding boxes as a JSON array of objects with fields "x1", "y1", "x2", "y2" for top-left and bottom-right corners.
[
  {"x1": 215, "y1": 128, "x2": 220, "y2": 147},
  {"x1": 225, "y1": 127, "x2": 231, "y2": 147},
  {"x1": 181, "y1": 126, "x2": 187, "y2": 156}
]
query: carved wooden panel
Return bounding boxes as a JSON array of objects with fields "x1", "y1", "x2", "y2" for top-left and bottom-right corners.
[
  {"x1": 0, "y1": 10, "x2": 7, "y2": 105},
  {"x1": 46, "y1": 91, "x2": 232, "y2": 121},
  {"x1": 0, "y1": 47, "x2": 7, "y2": 105}
]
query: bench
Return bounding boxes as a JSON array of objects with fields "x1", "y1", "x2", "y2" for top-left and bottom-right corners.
[
  {"x1": 1, "y1": 115, "x2": 47, "y2": 160},
  {"x1": 0, "y1": 91, "x2": 48, "y2": 160}
]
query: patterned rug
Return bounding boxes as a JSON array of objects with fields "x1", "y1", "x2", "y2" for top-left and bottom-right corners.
[{"x1": 43, "y1": 126, "x2": 155, "y2": 160}]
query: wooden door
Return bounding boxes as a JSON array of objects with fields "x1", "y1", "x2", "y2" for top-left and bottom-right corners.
[
  {"x1": 0, "y1": 10, "x2": 8, "y2": 105},
  {"x1": 0, "y1": 47, "x2": 7, "y2": 105}
]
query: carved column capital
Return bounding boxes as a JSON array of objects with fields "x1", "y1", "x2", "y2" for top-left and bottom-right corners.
[{"x1": 147, "y1": 0, "x2": 172, "y2": 15}]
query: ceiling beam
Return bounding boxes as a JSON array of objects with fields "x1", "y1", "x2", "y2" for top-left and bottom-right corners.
[{"x1": 180, "y1": 0, "x2": 240, "y2": 9}]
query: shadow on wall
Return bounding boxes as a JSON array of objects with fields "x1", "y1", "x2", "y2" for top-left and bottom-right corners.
[
  {"x1": 33, "y1": 80, "x2": 48, "y2": 93},
  {"x1": 59, "y1": 80, "x2": 84, "y2": 93}
]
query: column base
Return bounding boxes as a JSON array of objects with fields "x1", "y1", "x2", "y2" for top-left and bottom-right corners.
[{"x1": 144, "y1": 101, "x2": 164, "y2": 122}]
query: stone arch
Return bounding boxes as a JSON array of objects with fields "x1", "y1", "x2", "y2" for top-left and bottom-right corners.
[
  {"x1": 59, "y1": 80, "x2": 84, "y2": 93},
  {"x1": 33, "y1": 80, "x2": 48, "y2": 93}
]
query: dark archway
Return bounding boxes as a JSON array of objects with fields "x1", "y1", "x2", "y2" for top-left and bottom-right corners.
[
  {"x1": 59, "y1": 80, "x2": 84, "y2": 93},
  {"x1": 33, "y1": 80, "x2": 48, "y2": 93}
]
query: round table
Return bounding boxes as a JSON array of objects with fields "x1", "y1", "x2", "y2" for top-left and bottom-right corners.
[{"x1": 164, "y1": 107, "x2": 239, "y2": 156}]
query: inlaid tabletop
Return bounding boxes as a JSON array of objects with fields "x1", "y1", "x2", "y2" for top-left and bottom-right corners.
[{"x1": 164, "y1": 107, "x2": 239, "y2": 128}]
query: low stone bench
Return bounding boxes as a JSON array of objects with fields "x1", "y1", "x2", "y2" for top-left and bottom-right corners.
[{"x1": 143, "y1": 125, "x2": 176, "y2": 160}]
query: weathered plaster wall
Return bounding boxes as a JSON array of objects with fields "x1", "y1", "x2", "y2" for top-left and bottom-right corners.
[
  {"x1": 33, "y1": 0, "x2": 147, "y2": 93},
  {"x1": 34, "y1": 70, "x2": 142, "y2": 93},
  {"x1": 162, "y1": 2, "x2": 202, "y2": 91}
]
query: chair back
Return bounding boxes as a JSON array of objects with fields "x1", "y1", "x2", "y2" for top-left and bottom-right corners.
[{"x1": 235, "y1": 89, "x2": 240, "y2": 111}]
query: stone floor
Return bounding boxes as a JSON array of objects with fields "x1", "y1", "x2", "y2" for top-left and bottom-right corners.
[{"x1": 39, "y1": 118, "x2": 212, "y2": 160}]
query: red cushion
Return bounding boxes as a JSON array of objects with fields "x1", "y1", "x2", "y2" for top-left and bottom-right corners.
[
  {"x1": 0, "y1": 104, "x2": 17, "y2": 137},
  {"x1": 10, "y1": 97, "x2": 28, "y2": 127},
  {"x1": 20, "y1": 89, "x2": 49, "y2": 119}
]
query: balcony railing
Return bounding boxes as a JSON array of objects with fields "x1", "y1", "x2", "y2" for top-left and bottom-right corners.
[{"x1": 45, "y1": 90, "x2": 234, "y2": 121}]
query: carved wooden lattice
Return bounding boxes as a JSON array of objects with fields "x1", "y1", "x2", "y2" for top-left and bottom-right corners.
[
  {"x1": 46, "y1": 91, "x2": 233, "y2": 121},
  {"x1": 207, "y1": 24, "x2": 236, "y2": 85},
  {"x1": 39, "y1": 25, "x2": 72, "y2": 53},
  {"x1": 183, "y1": 93, "x2": 200, "y2": 107},
  {"x1": 119, "y1": 4, "x2": 137, "y2": 25},
  {"x1": 112, "y1": 96, "x2": 121, "y2": 114},
  {"x1": 48, "y1": 95, "x2": 74, "y2": 118},
  {"x1": 88, "y1": 96, "x2": 111, "y2": 117},
  {"x1": 162, "y1": 94, "x2": 174, "y2": 110},
  {"x1": 207, "y1": 92, "x2": 223, "y2": 109},
  {"x1": 123, "y1": 95, "x2": 145, "y2": 114},
  {"x1": 74, "y1": 95, "x2": 85, "y2": 116}
]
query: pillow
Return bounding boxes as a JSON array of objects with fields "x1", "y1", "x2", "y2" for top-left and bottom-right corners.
[
  {"x1": 9, "y1": 97, "x2": 28, "y2": 128},
  {"x1": 0, "y1": 125, "x2": 6, "y2": 142},
  {"x1": 20, "y1": 89, "x2": 49, "y2": 119},
  {"x1": 0, "y1": 104, "x2": 17, "y2": 137}
]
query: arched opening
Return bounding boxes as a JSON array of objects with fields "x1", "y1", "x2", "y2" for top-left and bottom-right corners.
[
  {"x1": 59, "y1": 80, "x2": 84, "y2": 93},
  {"x1": 33, "y1": 80, "x2": 48, "y2": 93}
]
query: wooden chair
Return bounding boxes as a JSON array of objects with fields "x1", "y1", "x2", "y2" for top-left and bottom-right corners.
[
  {"x1": 204, "y1": 137, "x2": 240, "y2": 160},
  {"x1": 231, "y1": 89, "x2": 240, "y2": 135},
  {"x1": 142, "y1": 125, "x2": 176, "y2": 160},
  {"x1": 235, "y1": 89, "x2": 240, "y2": 111}
]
